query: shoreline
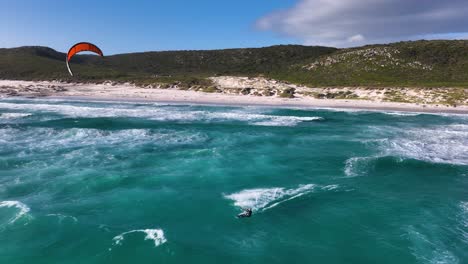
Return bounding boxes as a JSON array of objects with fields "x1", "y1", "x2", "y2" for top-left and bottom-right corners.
[
  {"x1": 1, "y1": 80, "x2": 467, "y2": 114},
  {"x1": 47, "y1": 94, "x2": 468, "y2": 115}
]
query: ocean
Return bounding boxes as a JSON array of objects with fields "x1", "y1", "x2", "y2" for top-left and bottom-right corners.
[{"x1": 0, "y1": 98, "x2": 466, "y2": 264}]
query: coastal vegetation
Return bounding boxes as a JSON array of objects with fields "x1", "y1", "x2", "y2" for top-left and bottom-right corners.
[
  {"x1": 0, "y1": 40, "x2": 467, "y2": 105},
  {"x1": 1, "y1": 40, "x2": 467, "y2": 88}
]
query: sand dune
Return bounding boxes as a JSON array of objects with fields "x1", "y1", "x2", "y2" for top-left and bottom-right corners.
[{"x1": 0, "y1": 79, "x2": 467, "y2": 114}]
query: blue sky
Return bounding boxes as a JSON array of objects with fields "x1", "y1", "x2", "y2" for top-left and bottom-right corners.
[
  {"x1": 1, "y1": 0, "x2": 467, "y2": 54},
  {"x1": 0, "y1": 0, "x2": 298, "y2": 54}
]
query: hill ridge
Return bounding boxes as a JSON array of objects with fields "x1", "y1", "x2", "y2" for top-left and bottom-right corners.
[{"x1": 0, "y1": 40, "x2": 467, "y2": 87}]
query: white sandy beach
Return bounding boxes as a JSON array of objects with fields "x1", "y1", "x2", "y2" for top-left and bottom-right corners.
[{"x1": 1, "y1": 79, "x2": 467, "y2": 114}]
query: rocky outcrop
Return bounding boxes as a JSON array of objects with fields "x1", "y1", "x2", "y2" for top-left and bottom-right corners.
[{"x1": 305, "y1": 47, "x2": 433, "y2": 71}]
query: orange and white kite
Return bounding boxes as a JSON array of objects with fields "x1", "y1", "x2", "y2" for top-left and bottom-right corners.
[{"x1": 66, "y1": 42, "x2": 103, "y2": 76}]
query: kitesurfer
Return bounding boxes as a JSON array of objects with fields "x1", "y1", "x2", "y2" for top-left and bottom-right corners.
[{"x1": 237, "y1": 208, "x2": 252, "y2": 218}]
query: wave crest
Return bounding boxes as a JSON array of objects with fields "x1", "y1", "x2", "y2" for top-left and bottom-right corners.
[
  {"x1": 0, "y1": 101, "x2": 322, "y2": 127},
  {"x1": 0, "y1": 201, "x2": 31, "y2": 224},
  {"x1": 362, "y1": 124, "x2": 468, "y2": 166},
  {"x1": 383, "y1": 125, "x2": 468, "y2": 166}
]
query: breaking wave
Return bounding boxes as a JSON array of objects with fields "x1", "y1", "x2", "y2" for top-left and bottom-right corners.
[
  {"x1": 381, "y1": 125, "x2": 468, "y2": 166},
  {"x1": 0, "y1": 127, "x2": 208, "y2": 151},
  {"x1": 252, "y1": 116, "x2": 323, "y2": 126},
  {"x1": 224, "y1": 184, "x2": 339, "y2": 212},
  {"x1": 0, "y1": 201, "x2": 31, "y2": 224},
  {"x1": 0, "y1": 101, "x2": 322, "y2": 127},
  {"x1": 352, "y1": 124, "x2": 468, "y2": 169},
  {"x1": 382, "y1": 112, "x2": 423, "y2": 116},
  {"x1": 113, "y1": 229, "x2": 167, "y2": 247}
]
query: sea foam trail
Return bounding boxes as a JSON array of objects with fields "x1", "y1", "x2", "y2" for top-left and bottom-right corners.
[
  {"x1": 113, "y1": 229, "x2": 167, "y2": 247},
  {"x1": 225, "y1": 184, "x2": 338, "y2": 212},
  {"x1": 0, "y1": 201, "x2": 31, "y2": 224},
  {"x1": 406, "y1": 226, "x2": 459, "y2": 264},
  {"x1": 0, "y1": 101, "x2": 322, "y2": 127}
]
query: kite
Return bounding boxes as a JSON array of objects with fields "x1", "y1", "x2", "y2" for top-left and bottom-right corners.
[{"x1": 66, "y1": 42, "x2": 103, "y2": 76}]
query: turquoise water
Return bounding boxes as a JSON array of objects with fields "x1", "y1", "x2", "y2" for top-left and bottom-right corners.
[{"x1": 0, "y1": 98, "x2": 466, "y2": 264}]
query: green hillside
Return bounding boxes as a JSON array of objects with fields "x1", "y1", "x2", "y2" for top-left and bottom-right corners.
[
  {"x1": 0, "y1": 45, "x2": 336, "y2": 85},
  {"x1": 281, "y1": 40, "x2": 468, "y2": 87},
  {"x1": 1, "y1": 40, "x2": 468, "y2": 87}
]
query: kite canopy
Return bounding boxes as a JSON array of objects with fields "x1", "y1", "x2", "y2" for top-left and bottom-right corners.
[{"x1": 66, "y1": 42, "x2": 103, "y2": 76}]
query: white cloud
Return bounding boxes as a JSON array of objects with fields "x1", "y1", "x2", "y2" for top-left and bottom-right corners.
[
  {"x1": 256, "y1": 0, "x2": 468, "y2": 47},
  {"x1": 347, "y1": 34, "x2": 365, "y2": 43}
]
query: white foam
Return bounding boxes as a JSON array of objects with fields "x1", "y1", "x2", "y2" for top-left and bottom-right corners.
[
  {"x1": 0, "y1": 201, "x2": 31, "y2": 224},
  {"x1": 225, "y1": 184, "x2": 315, "y2": 211},
  {"x1": 0, "y1": 113, "x2": 32, "y2": 119},
  {"x1": 0, "y1": 128, "x2": 208, "y2": 152},
  {"x1": 318, "y1": 107, "x2": 467, "y2": 117},
  {"x1": 113, "y1": 229, "x2": 167, "y2": 247},
  {"x1": 382, "y1": 111, "x2": 423, "y2": 116},
  {"x1": 0, "y1": 101, "x2": 322, "y2": 127},
  {"x1": 252, "y1": 116, "x2": 323, "y2": 126},
  {"x1": 321, "y1": 184, "x2": 339, "y2": 191}
]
